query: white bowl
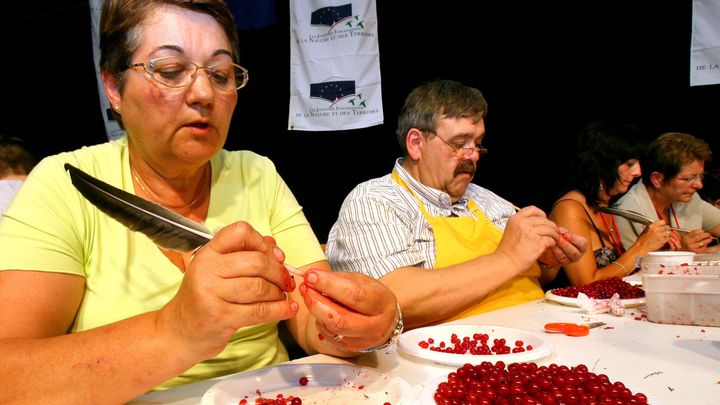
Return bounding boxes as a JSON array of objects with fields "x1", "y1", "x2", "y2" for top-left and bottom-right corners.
[{"x1": 640, "y1": 251, "x2": 695, "y2": 274}]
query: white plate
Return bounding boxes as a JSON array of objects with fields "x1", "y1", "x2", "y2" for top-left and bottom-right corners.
[
  {"x1": 545, "y1": 289, "x2": 645, "y2": 307},
  {"x1": 623, "y1": 274, "x2": 642, "y2": 286},
  {"x1": 397, "y1": 324, "x2": 553, "y2": 367},
  {"x1": 418, "y1": 374, "x2": 451, "y2": 405},
  {"x1": 201, "y1": 363, "x2": 413, "y2": 405},
  {"x1": 417, "y1": 373, "x2": 662, "y2": 405}
]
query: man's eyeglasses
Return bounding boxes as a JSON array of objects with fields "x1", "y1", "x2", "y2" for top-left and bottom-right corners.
[
  {"x1": 127, "y1": 56, "x2": 249, "y2": 91},
  {"x1": 676, "y1": 172, "x2": 705, "y2": 184},
  {"x1": 433, "y1": 133, "x2": 488, "y2": 158}
]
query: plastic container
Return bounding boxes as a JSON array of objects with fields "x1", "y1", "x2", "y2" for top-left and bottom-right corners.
[
  {"x1": 639, "y1": 252, "x2": 720, "y2": 275},
  {"x1": 641, "y1": 274, "x2": 720, "y2": 327},
  {"x1": 639, "y1": 251, "x2": 695, "y2": 274}
]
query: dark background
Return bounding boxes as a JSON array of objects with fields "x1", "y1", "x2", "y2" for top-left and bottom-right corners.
[{"x1": 1, "y1": 1, "x2": 718, "y2": 242}]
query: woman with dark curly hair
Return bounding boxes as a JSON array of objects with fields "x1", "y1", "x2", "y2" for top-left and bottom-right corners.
[{"x1": 547, "y1": 121, "x2": 672, "y2": 286}]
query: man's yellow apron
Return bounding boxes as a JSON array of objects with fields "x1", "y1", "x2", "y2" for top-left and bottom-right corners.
[{"x1": 392, "y1": 170, "x2": 543, "y2": 322}]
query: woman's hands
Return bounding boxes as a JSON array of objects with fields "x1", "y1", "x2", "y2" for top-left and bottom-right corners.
[
  {"x1": 680, "y1": 229, "x2": 718, "y2": 253},
  {"x1": 634, "y1": 221, "x2": 717, "y2": 253},
  {"x1": 156, "y1": 219, "x2": 399, "y2": 362},
  {"x1": 634, "y1": 220, "x2": 676, "y2": 252},
  {"x1": 158, "y1": 221, "x2": 299, "y2": 361},
  {"x1": 296, "y1": 270, "x2": 398, "y2": 354}
]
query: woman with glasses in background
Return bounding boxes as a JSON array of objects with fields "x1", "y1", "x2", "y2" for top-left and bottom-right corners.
[
  {"x1": 0, "y1": 1, "x2": 400, "y2": 402},
  {"x1": 614, "y1": 132, "x2": 720, "y2": 253},
  {"x1": 547, "y1": 121, "x2": 672, "y2": 287}
]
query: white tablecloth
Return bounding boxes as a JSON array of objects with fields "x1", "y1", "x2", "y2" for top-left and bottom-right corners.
[{"x1": 131, "y1": 298, "x2": 720, "y2": 404}]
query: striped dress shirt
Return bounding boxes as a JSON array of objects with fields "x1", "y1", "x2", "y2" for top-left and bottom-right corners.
[{"x1": 326, "y1": 158, "x2": 516, "y2": 279}]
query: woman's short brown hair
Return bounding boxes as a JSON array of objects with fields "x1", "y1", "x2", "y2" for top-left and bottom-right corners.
[
  {"x1": 642, "y1": 132, "x2": 713, "y2": 186},
  {"x1": 100, "y1": 0, "x2": 240, "y2": 127}
]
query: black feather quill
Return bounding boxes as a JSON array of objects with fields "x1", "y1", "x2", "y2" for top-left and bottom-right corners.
[
  {"x1": 64, "y1": 163, "x2": 212, "y2": 252},
  {"x1": 598, "y1": 206, "x2": 691, "y2": 234}
]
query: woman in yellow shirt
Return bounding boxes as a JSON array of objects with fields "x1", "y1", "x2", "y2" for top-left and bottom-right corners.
[{"x1": 0, "y1": 1, "x2": 399, "y2": 403}]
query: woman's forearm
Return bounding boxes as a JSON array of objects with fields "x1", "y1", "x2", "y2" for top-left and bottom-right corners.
[{"x1": 0, "y1": 311, "x2": 201, "y2": 404}]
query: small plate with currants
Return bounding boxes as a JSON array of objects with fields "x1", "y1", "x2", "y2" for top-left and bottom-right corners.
[
  {"x1": 545, "y1": 276, "x2": 646, "y2": 307},
  {"x1": 397, "y1": 324, "x2": 553, "y2": 367},
  {"x1": 201, "y1": 363, "x2": 414, "y2": 405}
]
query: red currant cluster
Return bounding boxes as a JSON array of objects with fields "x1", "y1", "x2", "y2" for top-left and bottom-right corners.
[
  {"x1": 239, "y1": 395, "x2": 302, "y2": 404},
  {"x1": 434, "y1": 361, "x2": 649, "y2": 404},
  {"x1": 551, "y1": 277, "x2": 645, "y2": 299},
  {"x1": 419, "y1": 333, "x2": 534, "y2": 355}
]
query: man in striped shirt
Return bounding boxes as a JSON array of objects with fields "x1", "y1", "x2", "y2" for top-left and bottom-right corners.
[{"x1": 326, "y1": 80, "x2": 587, "y2": 329}]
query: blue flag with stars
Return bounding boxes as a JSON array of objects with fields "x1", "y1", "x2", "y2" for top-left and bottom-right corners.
[
  {"x1": 310, "y1": 4, "x2": 352, "y2": 27},
  {"x1": 310, "y1": 81, "x2": 356, "y2": 103}
]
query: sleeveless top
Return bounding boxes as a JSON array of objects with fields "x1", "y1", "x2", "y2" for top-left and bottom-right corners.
[{"x1": 557, "y1": 199, "x2": 620, "y2": 267}]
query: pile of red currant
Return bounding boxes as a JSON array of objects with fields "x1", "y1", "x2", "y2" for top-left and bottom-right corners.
[
  {"x1": 551, "y1": 277, "x2": 644, "y2": 299},
  {"x1": 434, "y1": 361, "x2": 649, "y2": 404},
  {"x1": 419, "y1": 333, "x2": 534, "y2": 355},
  {"x1": 239, "y1": 395, "x2": 302, "y2": 404}
]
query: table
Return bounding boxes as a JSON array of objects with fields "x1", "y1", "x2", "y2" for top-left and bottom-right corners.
[{"x1": 131, "y1": 298, "x2": 720, "y2": 404}]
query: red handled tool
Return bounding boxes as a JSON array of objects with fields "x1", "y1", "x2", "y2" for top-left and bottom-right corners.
[{"x1": 544, "y1": 322, "x2": 605, "y2": 337}]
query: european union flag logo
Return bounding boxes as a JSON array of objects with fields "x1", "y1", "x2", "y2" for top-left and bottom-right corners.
[
  {"x1": 311, "y1": 4, "x2": 352, "y2": 27},
  {"x1": 310, "y1": 81, "x2": 356, "y2": 103}
]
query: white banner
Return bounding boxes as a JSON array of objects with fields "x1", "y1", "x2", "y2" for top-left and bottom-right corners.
[
  {"x1": 90, "y1": 0, "x2": 126, "y2": 140},
  {"x1": 691, "y1": 0, "x2": 720, "y2": 86},
  {"x1": 288, "y1": 1, "x2": 383, "y2": 131}
]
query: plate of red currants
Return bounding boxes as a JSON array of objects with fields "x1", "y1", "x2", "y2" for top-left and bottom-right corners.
[
  {"x1": 418, "y1": 361, "x2": 656, "y2": 405},
  {"x1": 397, "y1": 324, "x2": 553, "y2": 367},
  {"x1": 545, "y1": 276, "x2": 646, "y2": 307},
  {"x1": 201, "y1": 363, "x2": 413, "y2": 405}
]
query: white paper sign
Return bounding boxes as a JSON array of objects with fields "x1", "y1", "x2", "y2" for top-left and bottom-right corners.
[
  {"x1": 691, "y1": 0, "x2": 720, "y2": 86},
  {"x1": 288, "y1": 1, "x2": 383, "y2": 131},
  {"x1": 89, "y1": 0, "x2": 126, "y2": 140}
]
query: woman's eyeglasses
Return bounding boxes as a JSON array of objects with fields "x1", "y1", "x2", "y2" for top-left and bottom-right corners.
[
  {"x1": 676, "y1": 173, "x2": 705, "y2": 184},
  {"x1": 127, "y1": 56, "x2": 249, "y2": 91}
]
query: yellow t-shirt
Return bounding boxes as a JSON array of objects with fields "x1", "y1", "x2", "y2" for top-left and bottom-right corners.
[{"x1": 0, "y1": 138, "x2": 325, "y2": 389}]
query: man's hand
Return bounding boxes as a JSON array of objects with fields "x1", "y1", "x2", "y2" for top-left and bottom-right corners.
[{"x1": 538, "y1": 227, "x2": 588, "y2": 267}]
